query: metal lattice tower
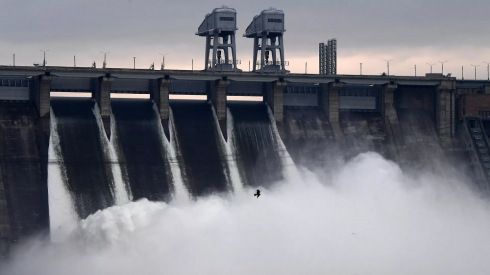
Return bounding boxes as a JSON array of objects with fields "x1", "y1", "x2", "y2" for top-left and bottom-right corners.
[
  {"x1": 319, "y1": 43, "x2": 326, "y2": 75},
  {"x1": 327, "y1": 41, "x2": 332, "y2": 74},
  {"x1": 319, "y1": 39, "x2": 337, "y2": 75},
  {"x1": 245, "y1": 8, "x2": 288, "y2": 73},
  {"x1": 330, "y1": 39, "x2": 337, "y2": 75},
  {"x1": 196, "y1": 6, "x2": 241, "y2": 71}
]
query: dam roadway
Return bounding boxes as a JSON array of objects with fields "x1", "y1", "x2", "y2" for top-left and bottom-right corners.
[{"x1": 1, "y1": 65, "x2": 490, "y2": 255}]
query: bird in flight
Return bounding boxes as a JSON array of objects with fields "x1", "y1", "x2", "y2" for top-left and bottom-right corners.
[{"x1": 254, "y1": 190, "x2": 260, "y2": 198}]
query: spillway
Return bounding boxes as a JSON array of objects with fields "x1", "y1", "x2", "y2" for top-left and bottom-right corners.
[
  {"x1": 282, "y1": 109, "x2": 336, "y2": 170},
  {"x1": 170, "y1": 100, "x2": 229, "y2": 196},
  {"x1": 228, "y1": 101, "x2": 285, "y2": 188},
  {"x1": 111, "y1": 99, "x2": 174, "y2": 201},
  {"x1": 340, "y1": 112, "x2": 394, "y2": 160},
  {"x1": 50, "y1": 98, "x2": 115, "y2": 219},
  {"x1": 397, "y1": 108, "x2": 442, "y2": 166}
]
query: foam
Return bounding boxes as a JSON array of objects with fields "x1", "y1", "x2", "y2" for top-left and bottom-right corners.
[{"x1": 4, "y1": 152, "x2": 490, "y2": 275}]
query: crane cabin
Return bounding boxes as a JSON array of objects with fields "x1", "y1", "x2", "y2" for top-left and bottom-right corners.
[
  {"x1": 196, "y1": 7, "x2": 241, "y2": 71},
  {"x1": 245, "y1": 8, "x2": 287, "y2": 73},
  {"x1": 245, "y1": 9, "x2": 285, "y2": 36}
]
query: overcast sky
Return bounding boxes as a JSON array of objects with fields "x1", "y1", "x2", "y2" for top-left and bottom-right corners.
[{"x1": 1, "y1": 0, "x2": 489, "y2": 78}]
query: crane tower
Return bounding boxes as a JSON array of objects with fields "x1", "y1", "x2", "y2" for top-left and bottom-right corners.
[
  {"x1": 196, "y1": 6, "x2": 241, "y2": 71},
  {"x1": 244, "y1": 8, "x2": 288, "y2": 73}
]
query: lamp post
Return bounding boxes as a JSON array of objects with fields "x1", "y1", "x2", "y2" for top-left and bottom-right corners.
[
  {"x1": 159, "y1": 53, "x2": 169, "y2": 70},
  {"x1": 100, "y1": 51, "x2": 109, "y2": 68},
  {"x1": 471, "y1": 64, "x2": 480, "y2": 80},
  {"x1": 427, "y1": 63, "x2": 435, "y2": 73},
  {"x1": 40, "y1": 50, "x2": 49, "y2": 66},
  {"x1": 484, "y1": 61, "x2": 490, "y2": 80},
  {"x1": 383, "y1": 59, "x2": 393, "y2": 76},
  {"x1": 133, "y1": 57, "x2": 136, "y2": 69},
  {"x1": 360, "y1": 63, "x2": 362, "y2": 75},
  {"x1": 438, "y1": 60, "x2": 448, "y2": 75}
]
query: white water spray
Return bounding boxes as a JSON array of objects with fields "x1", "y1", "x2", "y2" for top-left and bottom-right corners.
[
  {"x1": 109, "y1": 111, "x2": 133, "y2": 201},
  {"x1": 266, "y1": 105, "x2": 302, "y2": 184},
  {"x1": 92, "y1": 102, "x2": 131, "y2": 204},
  {"x1": 210, "y1": 105, "x2": 244, "y2": 193},
  {"x1": 153, "y1": 104, "x2": 190, "y2": 203},
  {"x1": 5, "y1": 152, "x2": 490, "y2": 274},
  {"x1": 47, "y1": 108, "x2": 78, "y2": 242}
]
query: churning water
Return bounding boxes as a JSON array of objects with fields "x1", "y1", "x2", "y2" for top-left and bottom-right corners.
[{"x1": 3, "y1": 152, "x2": 490, "y2": 275}]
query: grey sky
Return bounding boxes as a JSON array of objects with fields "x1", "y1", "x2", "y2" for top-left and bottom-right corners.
[{"x1": 1, "y1": 0, "x2": 489, "y2": 77}]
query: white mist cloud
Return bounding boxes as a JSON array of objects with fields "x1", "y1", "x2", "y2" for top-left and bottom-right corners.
[{"x1": 2, "y1": 152, "x2": 490, "y2": 275}]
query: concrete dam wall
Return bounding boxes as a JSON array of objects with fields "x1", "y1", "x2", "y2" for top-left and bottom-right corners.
[
  {"x1": 0, "y1": 103, "x2": 49, "y2": 252},
  {"x1": 1, "y1": 71, "x2": 489, "y2": 255}
]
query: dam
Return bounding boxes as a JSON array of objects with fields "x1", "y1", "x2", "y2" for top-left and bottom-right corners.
[
  {"x1": 1, "y1": 65, "x2": 490, "y2": 255},
  {"x1": 1, "y1": 6, "x2": 490, "y2": 257}
]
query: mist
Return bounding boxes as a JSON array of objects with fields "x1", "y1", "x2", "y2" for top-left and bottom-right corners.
[{"x1": 1, "y1": 152, "x2": 490, "y2": 275}]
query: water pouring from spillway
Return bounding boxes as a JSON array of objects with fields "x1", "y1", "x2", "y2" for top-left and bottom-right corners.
[{"x1": 45, "y1": 98, "x2": 298, "y2": 242}]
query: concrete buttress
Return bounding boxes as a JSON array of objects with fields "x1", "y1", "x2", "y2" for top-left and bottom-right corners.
[
  {"x1": 33, "y1": 75, "x2": 52, "y2": 118},
  {"x1": 436, "y1": 80, "x2": 456, "y2": 147},
  {"x1": 210, "y1": 80, "x2": 229, "y2": 140},
  {"x1": 92, "y1": 77, "x2": 113, "y2": 140},
  {"x1": 151, "y1": 78, "x2": 171, "y2": 140},
  {"x1": 264, "y1": 81, "x2": 287, "y2": 123},
  {"x1": 32, "y1": 74, "x2": 52, "y2": 152},
  {"x1": 321, "y1": 82, "x2": 343, "y2": 141},
  {"x1": 381, "y1": 83, "x2": 403, "y2": 159}
]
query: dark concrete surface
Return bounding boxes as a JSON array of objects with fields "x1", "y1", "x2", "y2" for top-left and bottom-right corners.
[
  {"x1": 0, "y1": 103, "x2": 49, "y2": 242},
  {"x1": 170, "y1": 100, "x2": 228, "y2": 197},
  {"x1": 112, "y1": 99, "x2": 173, "y2": 201},
  {"x1": 228, "y1": 101, "x2": 284, "y2": 188},
  {"x1": 51, "y1": 98, "x2": 114, "y2": 219}
]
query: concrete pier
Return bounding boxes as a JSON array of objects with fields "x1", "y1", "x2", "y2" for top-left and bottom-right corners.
[
  {"x1": 32, "y1": 75, "x2": 52, "y2": 147},
  {"x1": 151, "y1": 78, "x2": 171, "y2": 140},
  {"x1": 321, "y1": 82, "x2": 343, "y2": 140},
  {"x1": 209, "y1": 80, "x2": 229, "y2": 140},
  {"x1": 436, "y1": 81, "x2": 455, "y2": 145},
  {"x1": 320, "y1": 82, "x2": 342, "y2": 123},
  {"x1": 92, "y1": 76, "x2": 113, "y2": 139},
  {"x1": 33, "y1": 74, "x2": 52, "y2": 118},
  {"x1": 381, "y1": 83, "x2": 403, "y2": 158},
  {"x1": 264, "y1": 80, "x2": 287, "y2": 123}
]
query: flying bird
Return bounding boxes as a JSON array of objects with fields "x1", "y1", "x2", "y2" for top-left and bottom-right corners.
[{"x1": 254, "y1": 190, "x2": 260, "y2": 198}]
